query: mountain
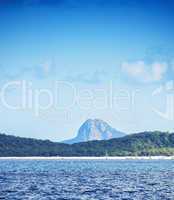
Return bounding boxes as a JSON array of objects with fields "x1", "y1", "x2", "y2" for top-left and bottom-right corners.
[
  {"x1": 63, "y1": 119, "x2": 126, "y2": 144},
  {"x1": 0, "y1": 131, "x2": 174, "y2": 157}
]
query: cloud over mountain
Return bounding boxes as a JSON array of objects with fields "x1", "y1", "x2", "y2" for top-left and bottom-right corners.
[{"x1": 121, "y1": 60, "x2": 168, "y2": 83}]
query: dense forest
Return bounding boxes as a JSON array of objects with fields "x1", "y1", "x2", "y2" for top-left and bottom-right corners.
[{"x1": 0, "y1": 131, "x2": 174, "y2": 156}]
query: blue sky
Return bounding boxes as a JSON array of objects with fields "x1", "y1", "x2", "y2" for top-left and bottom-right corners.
[{"x1": 0, "y1": 0, "x2": 174, "y2": 141}]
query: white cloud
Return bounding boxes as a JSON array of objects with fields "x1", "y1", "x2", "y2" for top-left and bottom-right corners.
[
  {"x1": 35, "y1": 60, "x2": 56, "y2": 78},
  {"x1": 42, "y1": 61, "x2": 53, "y2": 74},
  {"x1": 67, "y1": 70, "x2": 107, "y2": 84},
  {"x1": 121, "y1": 60, "x2": 168, "y2": 83}
]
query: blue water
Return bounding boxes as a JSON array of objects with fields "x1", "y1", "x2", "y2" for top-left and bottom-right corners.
[{"x1": 0, "y1": 159, "x2": 173, "y2": 200}]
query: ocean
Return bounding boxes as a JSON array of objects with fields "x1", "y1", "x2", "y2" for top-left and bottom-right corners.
[{"x1": 0, "y1": 159, "x2": 173, "y2": 199}]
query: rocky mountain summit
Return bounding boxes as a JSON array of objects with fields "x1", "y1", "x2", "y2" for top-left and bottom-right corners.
[{"x1": 63, "y1": 119, "x2": 126, "y2": 144}]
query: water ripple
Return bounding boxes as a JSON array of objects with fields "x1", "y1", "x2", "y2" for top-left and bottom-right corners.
[{"x1": 0, "y1": 160, "x2": 173, "y2": 199}]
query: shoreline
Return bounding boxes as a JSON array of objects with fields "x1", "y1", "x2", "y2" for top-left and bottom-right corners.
[{"x1": 0, "y1": 156, "x2": 174, "y2": 160}]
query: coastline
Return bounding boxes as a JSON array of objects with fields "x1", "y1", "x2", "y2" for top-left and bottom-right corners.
[{"x1": 0, "y1": 156, "x2": 173, "y2": 160}]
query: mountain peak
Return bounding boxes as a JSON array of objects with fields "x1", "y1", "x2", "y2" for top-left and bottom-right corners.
[{"x1": 63, "y1": 119, "x2": 126, "y2": 144}]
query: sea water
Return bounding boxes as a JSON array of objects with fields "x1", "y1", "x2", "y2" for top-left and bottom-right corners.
[{"x1": 0, "y1": 159, "x2": 173, "y2": 200}]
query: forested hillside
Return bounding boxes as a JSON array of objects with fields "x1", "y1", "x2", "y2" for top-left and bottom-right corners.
[{"x1": 0, "y1": 132, "x2": 174, "y2": 156}]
